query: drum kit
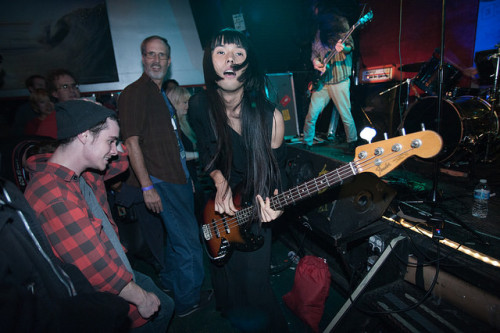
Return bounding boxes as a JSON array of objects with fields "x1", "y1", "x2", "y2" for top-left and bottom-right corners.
[{"x1": 387, "y1": 51, "x2": 500, "y2": 164}]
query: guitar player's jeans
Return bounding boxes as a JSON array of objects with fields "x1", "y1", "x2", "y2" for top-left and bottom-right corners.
[
  {"x1": 154, "y1": 180, "x2": 205, "y2": 314},
  {"x1": 303, "y1": 78, "x2": 357, "y2": 146}
]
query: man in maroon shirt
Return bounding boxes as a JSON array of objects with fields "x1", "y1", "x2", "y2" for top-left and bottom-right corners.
[{"x1": 24, "y1": 100, "x2": 173, "y2": 331}]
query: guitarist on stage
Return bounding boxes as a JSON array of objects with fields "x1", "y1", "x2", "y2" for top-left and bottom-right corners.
[
  {"x1": 189, "y1": 28, "x2": 289, "y2": 332},
  {"x1": 303, "y1": 12, "x2": 358, "y2": 152}
]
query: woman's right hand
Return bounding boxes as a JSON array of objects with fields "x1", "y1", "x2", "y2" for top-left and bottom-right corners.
[{"x1": 214, "y1": 178, "x2": 237, "y2": 216}]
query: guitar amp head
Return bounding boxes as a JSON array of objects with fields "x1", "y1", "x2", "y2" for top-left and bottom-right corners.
[{"x1": 360, "y1": 65, "x2": 402, "y2": 83}]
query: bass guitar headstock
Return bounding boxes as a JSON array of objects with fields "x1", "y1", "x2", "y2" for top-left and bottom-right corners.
[{"x1": 353, "y1": 130, "x2": 443, "y2": 178}]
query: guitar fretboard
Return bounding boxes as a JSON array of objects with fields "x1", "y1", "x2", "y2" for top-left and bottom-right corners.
[{"x1": 234, "y1": 162, "x2": 358, "y2": 226}]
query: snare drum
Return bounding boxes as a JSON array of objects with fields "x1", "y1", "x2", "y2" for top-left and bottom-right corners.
[{"x1": 402, "y1": 96, "x2": 498, "y2": 161}]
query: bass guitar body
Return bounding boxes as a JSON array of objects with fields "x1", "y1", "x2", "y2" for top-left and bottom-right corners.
[{"x1": 202, "y1": 194, "x2": 264, "y2": 266}]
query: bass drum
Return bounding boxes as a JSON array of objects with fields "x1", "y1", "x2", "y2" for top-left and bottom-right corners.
[{"x1": 402, "y1": 96, "x2": 498, "y2": 161}]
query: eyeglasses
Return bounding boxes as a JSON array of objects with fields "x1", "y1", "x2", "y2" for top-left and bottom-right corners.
[
  {"x1": 57, "y1": 83, "x2": 79, "y2": 90},
  {"x1": 144, "y1": 51, "x2": 169, "y2": 60}
]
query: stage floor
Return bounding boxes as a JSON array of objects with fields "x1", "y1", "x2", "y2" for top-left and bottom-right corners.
[{"x1": 280, "y1": 134, "x2": 500, "y2": 331}]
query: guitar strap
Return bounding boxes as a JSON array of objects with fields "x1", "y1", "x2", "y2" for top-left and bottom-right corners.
[{"x1": 79, "y1": 177, "x2": 135, "y2": 280}]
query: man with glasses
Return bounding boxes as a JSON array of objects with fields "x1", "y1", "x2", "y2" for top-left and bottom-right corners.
[
  {"x1": 47, "y1": 69, "x2": 81, "y2": 102},
  {"x1": 27, "y1": 69, "x2": 82, "y2": 138},
  {"x1": 118, "y1": 35, "x2": 210, "y2": 318}
]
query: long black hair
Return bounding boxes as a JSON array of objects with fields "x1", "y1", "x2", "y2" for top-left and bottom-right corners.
[{"x1": 202, "y1": 28, "x2": 281, "y2": 216}]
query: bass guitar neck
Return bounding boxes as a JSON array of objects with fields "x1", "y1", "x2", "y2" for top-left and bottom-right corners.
[{"x1": 202, "y1": 129, "x2": 442, "y2": 266}]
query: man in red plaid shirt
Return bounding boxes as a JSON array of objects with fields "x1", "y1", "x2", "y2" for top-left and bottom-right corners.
[{"x1": 24, "y1": 100, "x2": 173, "y2": 331}]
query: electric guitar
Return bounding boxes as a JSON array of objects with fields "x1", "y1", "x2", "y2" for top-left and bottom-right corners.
[
  {"x1": 308, "y1": 10, "x2": 373, "y2": 93},
  {"x1": 202, "y1": 130, "x2": 443, "y2": 265}
]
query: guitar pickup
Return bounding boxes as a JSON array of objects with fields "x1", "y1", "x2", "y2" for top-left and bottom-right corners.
[
  {"x1": 223, "y1": 217, "x2": 230, "y2": 234},
  {"x1": 211, "y1": 219, "x2": 221, "y2": 238},
  {"x1": 201, "y1": 224, "x2": 212, "y2": 240}
]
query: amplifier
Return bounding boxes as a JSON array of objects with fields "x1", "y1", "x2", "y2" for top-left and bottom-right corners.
[{"x1": 361, "y1": 65, "x2": 402, "y2": 83}]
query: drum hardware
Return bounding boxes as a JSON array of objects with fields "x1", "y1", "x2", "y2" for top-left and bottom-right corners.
[
  {"x1": 451, "y1": 87, "x2": 481, "y2": 98},
  {"x1": 481, "y1": 44, "x2": 500, "y2": 163},
  {"x1": 389, "y1": 56, "x2": 463, "y2": 136},
  {"x1": 413, "y1": 56, "x2": 462, "y2": 96},
  {"x1": 402, "y1": 96, "x2": 498, "y2": 163},
  {"x1": 474, "y1": 48, "x2": 499, "y2": 86}
]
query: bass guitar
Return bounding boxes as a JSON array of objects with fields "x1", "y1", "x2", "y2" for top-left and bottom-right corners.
[
  {"x1": 308, "y1": 10, "x2": 373, "y2": 93},
  {"x1": 202, "y1": 130, "x2": 442, "y2": 265}
]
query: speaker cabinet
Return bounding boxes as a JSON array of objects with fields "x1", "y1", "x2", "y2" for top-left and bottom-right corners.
[
  {"x1": 266, "y1": 73, "x2": 300, "y2": 139},
  {"x1": 286, "y1": 145, "x2": 396, "y2": 241},
  {"x1": 325, "y1": 172, "x2": 396, "y2": 240},
  {"x1": 353, "y1": 82, "x2": 400, "y2": 141}
]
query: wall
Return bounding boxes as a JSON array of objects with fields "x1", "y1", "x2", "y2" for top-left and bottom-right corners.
[
  {"x1": 100, "y1": 0, "x2": 204, "y2": 91},
  {"x1": 358, "y1": 0, "x2": 480, "y2": 85},
  {"x1": 0, "y1": 0, "x2": 205, "y2": 98}
]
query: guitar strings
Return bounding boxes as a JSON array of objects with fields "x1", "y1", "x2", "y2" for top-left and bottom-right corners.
[
  {"x1": 205, "y1": 148, "x2": 413, "y2": 238},
  {"x1": 205, "y1": 152, "x2": 391, "y2": 237}
]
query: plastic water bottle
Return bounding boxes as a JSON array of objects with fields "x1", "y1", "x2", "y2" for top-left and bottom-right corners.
[
  {"x1": 472, "y1": 179, "x2": 490, "y2": 218},
  {"x1": 288, "y1": 251, "x2": 300, "y2": 265}
]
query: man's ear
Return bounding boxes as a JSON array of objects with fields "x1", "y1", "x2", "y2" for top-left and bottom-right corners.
[{"x1": 77, "y1": 130, "x2": 90, "y2": 144}]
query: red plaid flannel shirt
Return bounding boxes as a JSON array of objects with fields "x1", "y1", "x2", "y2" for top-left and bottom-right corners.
[{"x1": 24, "y1": 147, "x2": 147, "y2": 327}]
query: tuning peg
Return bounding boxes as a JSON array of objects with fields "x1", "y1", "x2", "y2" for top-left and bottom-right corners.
[
  {"x1": 401, "y1": 128, "x2": 406, "y2": 136},
  {"x1": 421, "y1": 123, "x2": 426, "y2": 131},
  {"x1": 384, "y1": 133, "x2": 388, "y2": 140}
]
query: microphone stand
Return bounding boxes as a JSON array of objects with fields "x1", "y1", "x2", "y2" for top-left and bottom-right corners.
[
  {"x1": 429, "y1": 0, "x2": 446, "y2": 207},
  {"x1": 426, "y1": 0, "x2": 488, "y2": 246},
  {"x1": 380, "y1": 78, "x2": 412, "y2": 135}
]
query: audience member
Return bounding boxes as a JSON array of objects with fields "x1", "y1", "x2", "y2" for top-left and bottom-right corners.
[
  {"x1": 166, "y1": 85, "x2": 206, "y2": 221},
  {"x1": 1, "y1": 177, "x2": 131, "y2": 332},
  {"x1": 118, "y1": 35, "x2": 210, "y2": 318},
  {"x1": 24, "y1": 100, "x2": 174, "y2": 331},
  {"x1": 12, "y1": 74, "x2": 47, "y2": 137},
  {"x1": 162, "y1": 78, "x2": 179, "y2": 93},
  {"x1": 24, "y1": 89, "x2": 57, "y2": 138},
  {"x1": 32, "y1": 69, "x2": 82, "y2": 141},
  {"x1": 47, "y1": 69, "x2": 81, "y2": 102}
]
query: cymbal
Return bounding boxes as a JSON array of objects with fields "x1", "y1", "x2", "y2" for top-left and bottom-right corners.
[{"x1": 398, "y1": 62, "x2": 427, "y2": 72}]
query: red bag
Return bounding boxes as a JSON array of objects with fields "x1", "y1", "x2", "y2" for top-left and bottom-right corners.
[{"x1": 283, "y1": 255, "x2": 331, "y2": 332}]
